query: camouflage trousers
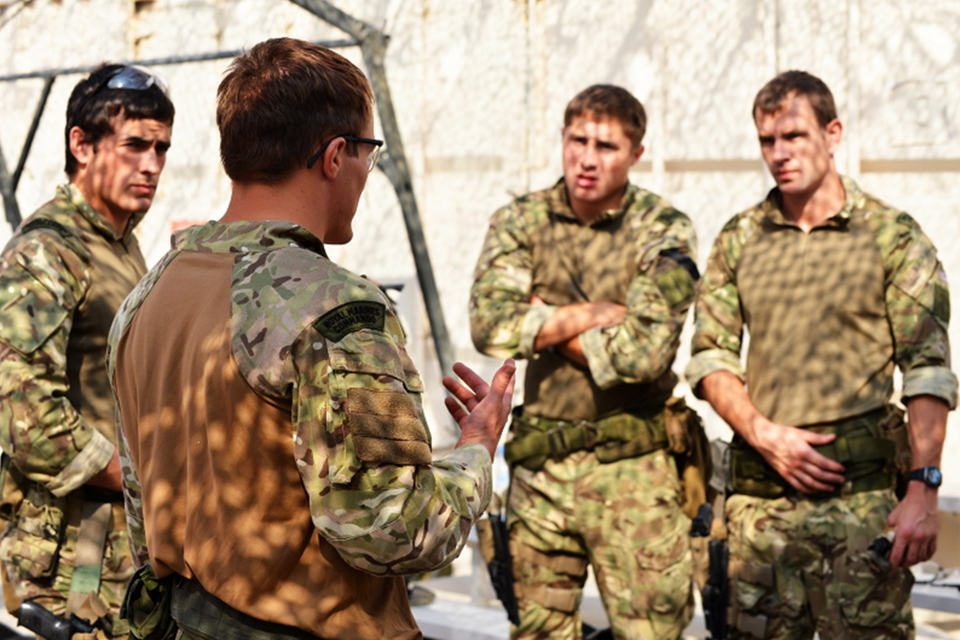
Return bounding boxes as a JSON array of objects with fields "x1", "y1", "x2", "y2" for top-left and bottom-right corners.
[
  {"x1": 726, "y1": 489, "x2": 914, "y2": 640},
  {"x1": 0, "y1": 501, "x2": 134, "y2": 639},
  {"x1": 508, "y1": 448, "x2": 693, "y2": 640}
]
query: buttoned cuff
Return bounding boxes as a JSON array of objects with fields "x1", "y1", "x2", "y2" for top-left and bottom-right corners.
[
  {"x1": 518, "y1": 304, "x2": 559, "y2": 359},
  {"x1": 581, "y1": 325, "x2": 619, "y2": 389},
  {"x1": 433, "y1": 443, "x2": 493, "y2": 518},
  {"x1": 46, "y1": 429, "x2": 115, "y2": 498},
  {"x1": 902, "y1": 366, "x2": 958, "y2": 410},
  {"x1": 684, "y1": 349, "x2": 745, "y2": 397}
]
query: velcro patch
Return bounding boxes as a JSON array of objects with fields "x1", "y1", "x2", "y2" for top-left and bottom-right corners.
[
  {"x1": 314, "y1": 301, "x2": 386, "y2": 342},
  {"x1": 347, "y1": 387, "x2": 432, "y2": 465}
]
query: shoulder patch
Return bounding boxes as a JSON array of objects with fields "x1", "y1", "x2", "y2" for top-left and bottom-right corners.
[
  {"x1": 660, "y1": 248, "x2": 700, "y2": 281},
  {"x1": 314, "y1": 301, "x2": 386, "y2": 342},
  {"x1": 21, "y1": 218, "x2": 72, "y2": 239}
]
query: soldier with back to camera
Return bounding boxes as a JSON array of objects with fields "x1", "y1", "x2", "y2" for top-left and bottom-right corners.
[{"x1": 107, "y1": 37, "x2": 516, "y2": 640}]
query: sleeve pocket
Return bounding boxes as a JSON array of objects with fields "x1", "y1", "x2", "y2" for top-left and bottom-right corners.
[
  {"x1": 329, "y1": 332, "x2": 431, "y2": 466},
  {"x1": 0, "y1": 272, "x2": 70, "y2": 355}
]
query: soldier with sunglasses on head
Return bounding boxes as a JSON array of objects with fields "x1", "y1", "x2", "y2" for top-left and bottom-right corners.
[{"x1": 0, "y1": 64, "x2": 174, "y2": 638}]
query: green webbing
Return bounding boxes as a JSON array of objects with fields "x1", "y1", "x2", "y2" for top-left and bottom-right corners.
[
  {"x1": 171, "y1": 578, "x2": 319, "y2": 640},
  {"x1": 731, "y1": 435, "x2": 896, "y2": 499},
  {"x1": 505, "y1": 407, "x2": 668, "y2": 471}
]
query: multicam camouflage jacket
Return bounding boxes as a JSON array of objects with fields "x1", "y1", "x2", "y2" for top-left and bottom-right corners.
[
  {"x1": 469, "y1": 179, "x2": 698, "y2": 420},
  {"x1": 107, "y1": 220, "x2": 493, "y2": 577},
  {"x1": 0, "y1": 184, "x2": 146, "y2": 496},
  {"x1": 687, "y1": 176, "x2": 957, "y2": 427}
]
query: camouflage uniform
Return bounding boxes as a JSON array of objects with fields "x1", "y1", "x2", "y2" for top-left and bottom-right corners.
[
  {"x1": 0, "y1": 184, "x2": 146, "y2": 637},
  {"x1": 470, "y1": 180, "x2": 698, "y2": 639},
  {"x1": 107, "y1": 220, "x2": 495, "y2": 640},
  {"x1": 687, "y1": 177, "x2": 957, "y2": 639}
]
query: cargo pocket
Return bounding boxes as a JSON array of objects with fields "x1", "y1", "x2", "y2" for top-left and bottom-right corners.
[
  {"x1": 330, "y1": 332, "x2": 432, "y2": 467},
  {"x1": 839, "y1": 546, "x2": 913, "y2": 629},
  {"x1": 0, "y1": 488, "x2": 66, "y2": 579}
]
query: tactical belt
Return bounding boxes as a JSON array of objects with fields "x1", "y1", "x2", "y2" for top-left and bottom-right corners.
[
  {"x1": 730, "y1": 409, "x2": 897, "y2": 499},
  {"x1": 505, "y1": 396, "x2": 670, "y2": 471},
  {"x1": 171, "y1": 577, "x2": 323, "y2": 640}
]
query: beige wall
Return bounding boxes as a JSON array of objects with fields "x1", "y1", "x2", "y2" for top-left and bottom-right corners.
[{"x1": 1, "y1": 0, "x2": 958, "y2": 496}]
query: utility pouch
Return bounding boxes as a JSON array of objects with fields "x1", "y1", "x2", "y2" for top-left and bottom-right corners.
[
  {"x1": 876, "y1": 405, "x2": 910, "y2": 499},
  {"x1": 120, "y1": 564, "x2": 176, "y2": 640},
  {"x1": 0, "y1": 482, "x2": 66, "y2": 579},
  {"x1": 0, "y1": 454, "x2": 25, "y2": 523},
  {"x1": 664, "y1": 397, "x2": 714, "y2": 519}
]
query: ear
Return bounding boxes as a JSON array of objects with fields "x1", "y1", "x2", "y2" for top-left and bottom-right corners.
[
  {"x1": 321, "y1": 137, "x2": 348, "y2": 180},
  {"x1": 68, "y1": 126, "x2": 95, "y2": 167},
  {"x1": 631, "y1": 144, "x2": 645, "y2": 165},
  {"x1": 825, "y1": 118, "x2": 843, "y2": 155}
]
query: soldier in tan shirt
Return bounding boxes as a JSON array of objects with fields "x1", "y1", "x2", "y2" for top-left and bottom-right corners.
[{"x1": 108, "y1": 38, "x2": 515, "y2": 640}]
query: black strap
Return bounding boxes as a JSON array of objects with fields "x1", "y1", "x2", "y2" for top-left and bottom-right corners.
[
  {"x1": 21, "y1": 218, "x2": 72, "y2": 239},
  {"x1": 171, "y1": 578, "x2": 324, "y2": 640},
  {"x1": 660, "y1": 248, "x2": 700, "y2": 281}
]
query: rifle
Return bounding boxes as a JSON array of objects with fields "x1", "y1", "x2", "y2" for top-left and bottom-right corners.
[
  {"x1": 476, "y1": 498, "x2": 520, "y2": 625},
  {"x1": 702, "y1": 539, "x2": 729, "y2": 640},
  {"x1": 19, "y1": 600, "x2": 95, "y2": 640}
]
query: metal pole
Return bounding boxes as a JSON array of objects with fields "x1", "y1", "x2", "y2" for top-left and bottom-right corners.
[
  {"x1": 288, "y1": 0, "x2": 456, "y2": 380},
  {"x1": 0, "y1": 140, "x2": 21, "y2": 230},
  {"x1": 13, "y1": 75, "x2": 55, "y2": 192},
  {"x1": 0, "y1": 41, "x2": 355, "y2": 83}
]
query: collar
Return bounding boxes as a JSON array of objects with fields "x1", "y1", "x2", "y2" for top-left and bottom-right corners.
[
  {"x1": 171, "y1": 219, "x2": 328, "y2": 257},
  {"x1": 761, "y1": 175, "x2": 863, "y2": 230},
  {"x1": 546, "y1": 178, "x2": 637, "y2": 226},
  {"x1": 60, "y1": 183, "x2": 147, "y2": 242}
]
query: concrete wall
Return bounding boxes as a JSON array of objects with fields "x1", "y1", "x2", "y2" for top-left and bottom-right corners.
[{"x1": 1, "y1": 0, "x2": 959, "y2": 495}]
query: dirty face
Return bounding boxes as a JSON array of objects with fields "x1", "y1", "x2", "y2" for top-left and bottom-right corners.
[
  {"x1": 755, "y1": 93, "x2": 842, "y2": 200},
  {"x1": 562, "y1": 113, "x2": 643, "y2": 222}
]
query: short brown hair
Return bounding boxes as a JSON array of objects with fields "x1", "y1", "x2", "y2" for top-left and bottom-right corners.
[
  {"x1": 564, "y1": 85, "x2": 646, "y2": 148},
  {"x1": 217, "y1": 38, "x2": 373, "y2": 183},
  {"x1": 753, "y1": 70, "x2": 837, "y2": 128},
  {"x1": 64, "y1": 64, "x2": 175, "y2": 177}
]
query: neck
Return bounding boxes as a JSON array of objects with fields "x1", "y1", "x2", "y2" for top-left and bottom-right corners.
[
  {"x1": 569, "y1": 182, "x2": 627, "y2": 225},
  {"x1": 221, "y1": 173, "x2": 329, "y2": 239},
  {"x1": 780, "y1": 171, "x2": 845, "y2": 233},
  {"x1": 71, "y1": 179, "x2": 131, "y2": 235}
]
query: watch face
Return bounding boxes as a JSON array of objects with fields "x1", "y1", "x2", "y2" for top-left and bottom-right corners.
[{"x1": 928, "y1": 467, "x2": 943, "y2": 487}]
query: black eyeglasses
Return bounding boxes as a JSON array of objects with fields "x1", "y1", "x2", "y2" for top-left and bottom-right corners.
[
  {"x1": 75, "y1": 65, "x2": 170, "y2": 115},
  {"x1": 306, "y1": 134, "x2": 384, "y2": 173}
]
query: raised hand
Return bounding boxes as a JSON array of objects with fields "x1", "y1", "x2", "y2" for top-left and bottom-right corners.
[{"x1": 444, "y1": 360, "x2": 517, "y2": 459}]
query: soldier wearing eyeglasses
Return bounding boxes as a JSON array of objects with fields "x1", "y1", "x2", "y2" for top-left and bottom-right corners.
[
  {"x1": 0, "y1": 64, "x2": 174, "y2": 637},
  {"x1": 106, "y1": 37, "x2": 516, "y2": 640}
]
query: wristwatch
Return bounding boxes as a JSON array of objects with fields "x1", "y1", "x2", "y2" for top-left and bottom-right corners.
[{"x1": 908, "y1": 466, "x2": 942, "y2": 489}]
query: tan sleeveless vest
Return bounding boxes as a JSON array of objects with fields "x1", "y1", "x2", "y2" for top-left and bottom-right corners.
[
  {"x1": 523, "y1": 210, "x2": 676, "y2": 421},
  {"x1": 113, "y1": 251, "x2": 419, "y2": 640}
]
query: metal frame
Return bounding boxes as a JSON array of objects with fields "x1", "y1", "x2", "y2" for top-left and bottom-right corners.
[{"x1": 0, "y1": 1, "x2": 454, "y2": 381}]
